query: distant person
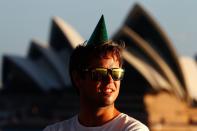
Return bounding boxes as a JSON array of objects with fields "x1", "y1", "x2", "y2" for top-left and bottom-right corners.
[{"x1": 43, "y1": 15, "x2": 149, "y2": 131}]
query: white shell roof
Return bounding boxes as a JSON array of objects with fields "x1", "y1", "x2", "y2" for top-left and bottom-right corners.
[
  {"x1": 28, "y1": 39, "x2": 71, "y2": 86},
  {"x1": 179, "y1": 56, "x2": 197, "y2": 101},
  {"x1": 3, "y1": 55, "x2": 61, "y2": 91},
  {"x1": 52, "y1": 16, "x2": 84, "y2": 49}
]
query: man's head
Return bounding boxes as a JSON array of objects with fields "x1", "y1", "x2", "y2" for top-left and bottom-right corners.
[
  {"x1": 68, "y1": 15, "x2": 125, "y2": 107},
  {"x1": 69, "y1": 41, "x2": 124, "y2": 106}
]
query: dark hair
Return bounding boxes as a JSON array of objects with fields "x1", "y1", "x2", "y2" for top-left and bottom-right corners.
[{"x1": 69, "y1": 40, "x2": 125, "y2": 91}]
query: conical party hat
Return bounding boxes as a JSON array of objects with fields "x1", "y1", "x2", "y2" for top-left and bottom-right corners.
[{"x1": 87, "y1": 15, "x2": 109, "y2": 46}]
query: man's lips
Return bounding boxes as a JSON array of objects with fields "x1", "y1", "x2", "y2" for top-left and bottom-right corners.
[{"x1": 100, "y1": 87, "x2": 115, "y2": 95}]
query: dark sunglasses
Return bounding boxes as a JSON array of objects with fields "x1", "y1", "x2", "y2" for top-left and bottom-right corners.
[{"x1": 83, "y1": 68, "x2": 125, "y2": 81}]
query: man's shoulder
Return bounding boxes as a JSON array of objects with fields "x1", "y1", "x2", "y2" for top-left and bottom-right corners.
[
  {"x1": 43, "y1": 115, "x2": 76, "y2": 131},
  {"x1": 118, "y1": 113, "x2": 149, "y2": 131}
]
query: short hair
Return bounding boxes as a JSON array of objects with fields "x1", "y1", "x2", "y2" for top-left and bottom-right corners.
[{"x1": 69, "y1": 40, "x2": 125, "y2": 90}]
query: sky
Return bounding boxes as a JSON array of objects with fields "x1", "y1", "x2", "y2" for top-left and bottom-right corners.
[{"x1": 0, "y1": 0, "x2": 197, "y2": 85}]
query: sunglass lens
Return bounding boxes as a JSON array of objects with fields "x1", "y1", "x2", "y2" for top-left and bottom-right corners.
[
  {"x1": 92, "y1": 68, "x2": 107, "y2": 81},
  {"x1": 112, "y1": 69, "x2": 124, "y2": 81}
]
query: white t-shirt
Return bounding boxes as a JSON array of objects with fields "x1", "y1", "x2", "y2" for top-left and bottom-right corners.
[{"x1": 43, "y1": 113, "x2": 149, "y2": 131}]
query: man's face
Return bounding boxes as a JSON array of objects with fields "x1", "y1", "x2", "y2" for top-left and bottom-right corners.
[{"x1": 77, "y1": 53, "x2": 121, "y2": 107}]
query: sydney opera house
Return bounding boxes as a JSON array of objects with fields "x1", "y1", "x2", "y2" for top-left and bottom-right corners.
[{"x1": 1, "y1": 3, "x2": 197, "y2": 131}]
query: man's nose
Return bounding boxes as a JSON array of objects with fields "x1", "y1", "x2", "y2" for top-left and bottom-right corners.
[{"x1": 105, "y1": 73, "x2": 114, "y2": 83}]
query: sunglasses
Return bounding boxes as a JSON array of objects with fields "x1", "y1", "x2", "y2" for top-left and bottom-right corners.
[{"x1": 83, "y1": 68, "x2": 125, "y2": 81}]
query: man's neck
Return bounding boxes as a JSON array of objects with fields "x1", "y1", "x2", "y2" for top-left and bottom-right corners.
[{"x1": 78, "y1": 104, "x2": 120, "y2": 127}]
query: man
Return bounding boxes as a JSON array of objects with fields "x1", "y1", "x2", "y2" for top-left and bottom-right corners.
[{"x1": 43, "y1": 15, "x2": 149, "y2": 131}]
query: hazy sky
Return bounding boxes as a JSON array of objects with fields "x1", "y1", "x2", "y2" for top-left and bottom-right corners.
[{"x1": 0, "y1": 0, "x2": 197, "y2": 84}]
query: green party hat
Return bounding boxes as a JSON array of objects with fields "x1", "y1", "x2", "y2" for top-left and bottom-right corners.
[{"x1": 87, "y1": 15, "x2": 108, "y2": 46}]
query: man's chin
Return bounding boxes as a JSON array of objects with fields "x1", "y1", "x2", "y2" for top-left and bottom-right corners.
[{"x1": 97, "y1": 99, "x2": 115, "y2": 107}]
